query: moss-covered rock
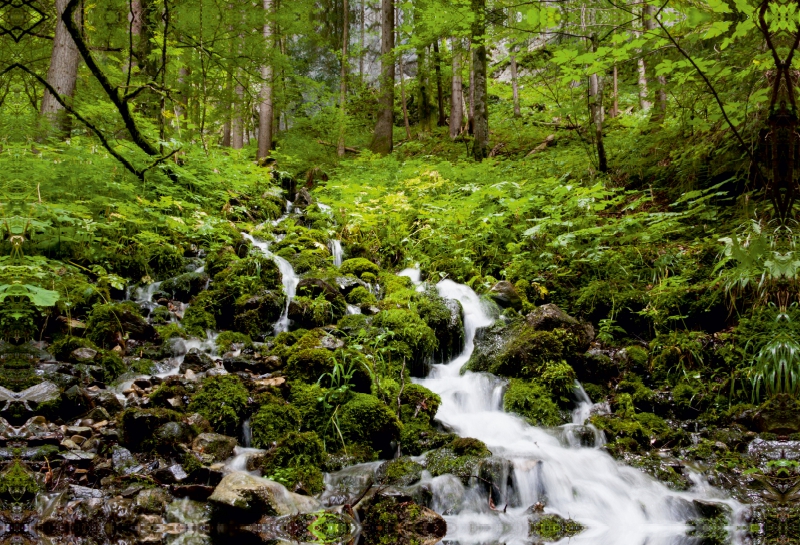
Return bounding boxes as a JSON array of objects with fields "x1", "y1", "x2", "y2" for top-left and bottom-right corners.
[
  {"x1": 416, "y1": 292, "x2": 464, "y2": 362},
  {"x1": 188, "y1": 375, "x2": 249, "y2": 436},
  {"x1": 337, "y1": 393, "x2": 402, "y2": 458},
  {"x1": 181, "y1": 305, "x2": 216, "y2": 337},
  {"x1": 339, "y1": 258, "x2": 380, "y2": 279},
  {"x1": 360, "y1": 494, "x2": 447, "y2": 545},
  {"x1": 119, "y1": 407, "x2": 183, "y2": 451},
  {"x1": 161, "y1": 272, "x2": 209, "y2": 303},
  {"x1": 372, "y1": 309, "x2": 437, "y2": 376},
  {"x1": 503, "y1": 379, "x2": 565, "y2": 426},
  {"x1": 86, "y1": 302, "x2": 156, "y2": 348},
  {"x1": 285, "y1": 348, "x2": 336, "y2": 384},
  {"x1": 253, "y1": 431, "x2": 325, "y2": 495},
  {"x1": 425, "y1": 437, "x2": 492, "y2": 482},
  {"x1": 251, "y1": 402, "x2": 302, "y2": 448},
  {"x1": 376, "y1": 457, "x2": 424, "y2": 486}
]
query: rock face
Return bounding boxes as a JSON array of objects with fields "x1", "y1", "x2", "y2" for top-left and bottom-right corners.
[
  {"x1": 180, "y1": 348, "x2": 215, "y2": 373},
  {"x1": 208, "y1": 471, "x2": 321, "y2": 515},
  {"x1": 489, "y1": 280, "x2": 523, "y2": 310},
  {"x1": 192, "y1": 433, "x2": 237, "y2": 461}
]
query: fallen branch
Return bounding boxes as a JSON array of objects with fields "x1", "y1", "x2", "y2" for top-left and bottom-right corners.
[{"x1": 526, "y1": 134, "x2": 556, "y2": 157}]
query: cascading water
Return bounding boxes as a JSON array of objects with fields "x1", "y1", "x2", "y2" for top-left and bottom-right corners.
[
  {"x1": 328, "y1": 239, "x2": 344, "y2": 267},
  {"x1": 413, "y1": 279, "x2": 740, "y2": 545},
  {"x1": 241, "y1": 233, "x2": 299, "y2": 334}
]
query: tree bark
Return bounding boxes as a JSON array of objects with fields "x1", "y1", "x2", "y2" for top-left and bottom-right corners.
[
  {"x1": 589, "y1": 36, "x2": 607, "y2": 172},
  {"x1": 258, "y1": 0, "x2": 274, "y2": 161},
  {"x1": 636, "y1": 7, "x2": 651, "y2": 111},
  {"x1": 510, "y1": 49, "x2": 521, "y2": 118},
  {"x1": 41, "y1": 0, "x2": 81, "y2": 135},
  {"x1": 337, "y1": 0, "x2": 350, "y2": 156},
  {"x1": 232, "y1": 83, "x2": 244, "y2": 149},
  {"x1": 470, "y1": 0, "x2": 489, "y2": 161},
  {"x1": 433, "y1": 40, "x2": 446, "y2": 127},
  {"x1": 359, "y1": 0, "x2": 366, "y2": 81},
  {"x1": 400, "y1": 49, "x2": 411, "y2": 139},
  {"x1": 449, "y1": 38, "x2": 463, "y2": 138},
  {"x1": 369, "y1": 0, "x2": 395, "y2": 155},
  {"x1": 417, "y1": 46, "x2": 433, "y2": 132},
  {"x1": 468, "y1": 41, "x2": 475, "y2": 134},
  {"x1": 643, "y1": 4, "x2": 667, "y2": 119},
  {"x1": 610, "y1": 64, "x2": 619, "y2": 117}
]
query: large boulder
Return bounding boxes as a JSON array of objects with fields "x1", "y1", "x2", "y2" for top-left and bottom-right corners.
[
  {"x1": 192, "y1": 433, "x2": 238, "y2": 462},
  {"x1": 208, "y1": 471, "x2": 320, "y2": 515},
  {"x1": 489, "y1": 281, "x2": 523, "y2": 310}
]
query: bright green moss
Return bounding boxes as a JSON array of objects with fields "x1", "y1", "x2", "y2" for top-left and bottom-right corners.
[
  {"x1": 188, "y1": 375, "x2": 249, "y2": 436},
  {"x1": 251, "y1": 402, "x2": 302, "y2": 447},
  {"x1": 503, "y1": 379, "x2": 564, "y2": 426},
  {"x1": 340, "y1": 258, "x2": 380, "y2": 278}
]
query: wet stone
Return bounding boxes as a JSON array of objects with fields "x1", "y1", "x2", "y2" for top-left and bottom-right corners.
[
  {"x1": 71, "y1": 347, "x2": 98, "y2": 361},
  {"x1": 154, "y1": 464, "x2": 188, "y2": 484},
  {"x1": 112, "y1": 445, "x2": 145, "y2": 475},
  {"x1": 192, "y1": 433, "x2": 237, "y2": 462}
]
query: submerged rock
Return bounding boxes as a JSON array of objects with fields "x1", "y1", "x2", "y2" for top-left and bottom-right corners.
[{"x1": 528, "y1": 512, "x2": 584, "y2": 541}]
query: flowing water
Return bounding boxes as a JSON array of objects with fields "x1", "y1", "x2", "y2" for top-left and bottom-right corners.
[
  {"x1": 329, "y1": 239, "x2": 343, "y2": 267},
  {"x1": 411, "y1": 279, "x2": 740, "y2": 545},
  {"x1": 241, "y1": 233, "x2": 300, "y2": 334}
]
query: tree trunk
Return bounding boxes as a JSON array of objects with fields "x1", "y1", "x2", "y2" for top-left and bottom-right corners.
[
  {"x1": 400, "y1": 50, "x2": 411, "y2": 139},
  {"x1": 468, "y1": 41, "x2": 475, "y2": 135},
  {"x1": 471, "y1": 0, "x2": 489, "y2": 161},
  {"x1": 417, "y1": 46, "x2": 434, "y2": 132},
  {"x1": 258, "y1": 0, "x2": 274, "y2": 160},
  {"x1": 636, "y1": 7, "x2": 651, "y2": 111},
  {"x1": 232, "y1": 83, "x2": 244, "y2": 148},
  {"x1": 510, "y1": 50, "x2": 521, "y2": 118},
  {"x1": 656, "y1": 75, "x2": 667, "y2": 114},
  {"x1": 369, "y1": 0, "x2": 395, "y2": 155},
  {"x1": 433, "y1": 40, "x2": 446, "y2": 127},
  {"x1": 643, "y1": 4, "x2": 667, "y2": 119},
  {"x1": 41, "y1": 0, "x2": 81, "y2": 135},
  {"x1": 222, "y1": 72, "x2": 232, "y2": 147},
  {"x1": 359, "y1": 0, "x2": 366, "y2": 81},
  {"x1": 589, "y1": 36, "x2": 607, "y2": 172},
  {"x1": 337, "y1": 0, "x2": 350, "y2": 156},
  {"x1": 449, "y1": 38, "x2": 463, "y2": 138},
  {"x1": 610, "y1": 64, "x2": 619, "y2": 117}
]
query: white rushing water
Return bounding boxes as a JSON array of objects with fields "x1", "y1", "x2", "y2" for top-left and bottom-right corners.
[
  {"x1": 415, "y1": 279, "x2": 739, "y2": 545},
  {"x1": 241, "y1": 233, "x2": 299, "y2": 334},
  {"x1": 329, "y1": 239, "x2": 344, "y2": 267}
]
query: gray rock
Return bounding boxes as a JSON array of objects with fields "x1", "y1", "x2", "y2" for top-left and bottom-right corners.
[
  {"x1": 112, "y1": 446, "x2": 144, "y2": 476},
  {"x1": 71, "y1": 347, "x2": 98, "y2": 361},
  {"x1": 70, "y1": 485, "x2": 104, "y2": 499},
  {"x1": 192, "y1": 433, "x2": 237, "y2": 461},
  {"x1": 208, "y1": 471, "x2": 320, "y2": 514},
  {"x1": 180, "y1": 349, "x2": 215, "y2": 373},
  {"x1": 154, "y1": 464, "x2": 188, "y2": 484},
  {"x1": 92, "y1": 390, "x2": 124, "y2": 415},
  {"x1": 135, "y1": 488, "x2": 173, "y2": 513},
  {"x1": 155, "y1": 421, "x2": 193, "y2": 446},
  {"x1": 489, "y1": 281, "x2": 523, "y2": 310}
]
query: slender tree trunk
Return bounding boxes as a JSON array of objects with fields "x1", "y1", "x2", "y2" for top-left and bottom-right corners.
[
  {"x1": 656, "y1": 76, "x2": 667, "y2": 114},
  {"x1": 359, "y1": 0, "x2": 366, "y2": 81},
  {"x1": 449, "y1": 38, "x2": 463, "y2": 138},
  {"x1": 468, "y1": 41, "x2": 475, "y2": 134},
  {"x1": 258, "y1": 0, "x2": 274, "y2": 161},
  {"x1": 417, "y1": 46, "x2": 433, "y2": 132},
  {"x1": 41, "y1": 0, "x2": 81, "y2": 135},
  {"x1": 610, "y1": 64, "x2": 619, "y2": 117},
  {"x1": 370, "y1": 0, "x2": 395, "y2": 154},
  {"x1": 636, "y1": 7, "x2": 651, "y2": 110},
  {"x1": 222, "y1": 72, "x2": 232, "y2": 147},
  {"x1": 400, "y1": 50, "x2": 411, "y2": 139},
  {"x1": 589, "y1": 36, "x2": 607, "y2": 172},
  {"x1": 433, "y1": 40, "x2": 446, "y2": 127},
  {"x1": 337, "y1": 0, "x2": 350, "y2": 156},
  {"x1": 510, "y1": 49, "x2": 521, "y2": 118},
  {"x1": 643, "y1": 4, "x2": 666, "y2": 119},
  {"x1": 471, "y1": 0, "x2": 488, "y2": 160},
  {"x1": 232, "y1": 83, "x2": 244, "y2": 148}
]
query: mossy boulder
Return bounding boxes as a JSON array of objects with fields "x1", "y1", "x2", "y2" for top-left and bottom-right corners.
[
  {"x1": 376, "y1": 457, "x2": 424, "y2": 486},
  {"x1": 86, "y1": 302, "x2": 156, "y2": 348},
  {"x1": 252, "y1": 431, "x2": 325, "y2": 495},
  {"x1": 287, "y1": 294, "x2": 345, "y2": 329},
  {"x1": 251, "y1": 401, "x2": 302, "y2": 448},
  {"x1": 336, "y1": 393, "x2": 402, "y2": 458},
  {"x1": 232, "y1": 290, "x2": 285, "y2": 337},
  {"x1": 181, "y1": 305, "x2": 217, "y2": 337},
  {"x1": 360, "y1": 494, "x2": 447, "y2": 545},
  {"x1": 416, "y1": 292, "x2": 464, "y2": 362},
  {"x1": 161, "y1": 272, "x2": 209, "y2": 303},
  {"x1": 146, "y1": 243, "x2": 186, "y2": 280},
  {"x1": 188, "y1": 375, "x2": 249, "y2": 436},
  {"x1": 192, "y1": 432, "x2": 238, "y2": 462},
  {"x1": 285, "y1": 348, "x2": 336, "y2": 384},
  {"x1": 372, "y1": 309, "x2": 437, "y2": 376},
  {"x1": 119, "y1": 407, "x2": 183, "y2": 451},
  {"x1": 339, "y1": 258, "x2": 380, "y2": 279},
  {"x1": 503, "y1": 379, "x2": 565, "y2": 426},
  {"x1": 425, "y1": 437, "x2": 492, "y2": 482}
]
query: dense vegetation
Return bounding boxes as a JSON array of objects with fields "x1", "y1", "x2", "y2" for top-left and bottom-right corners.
[{"x1": 0, "y1": 0, "x2": 798, "y2": 542}]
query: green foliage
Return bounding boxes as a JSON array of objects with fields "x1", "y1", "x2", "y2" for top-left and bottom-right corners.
[
  {"x1": 188, "y1": 375, "x2": 249, "y2": 436},
  {"x1": 503, "y1": 379, "x2": 564, "y2": 426},
  {"x1": 251, "y1": 402, "x2": 302, "y2": 448},
  {"x1": 257, "y1": 431, "x2": 325, "y2": 495}
]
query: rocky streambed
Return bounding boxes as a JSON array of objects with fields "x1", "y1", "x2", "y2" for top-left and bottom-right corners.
[{"x1": 0, "y1": 186, "x2": 796, "y2": 545}]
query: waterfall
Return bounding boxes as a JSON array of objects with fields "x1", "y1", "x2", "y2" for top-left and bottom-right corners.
[
  {"x1": 242, "y1": 418, "x2": 252, "y2": 448},
  {"x1": 242, "y1": 233, "x2": 299, "y2": 334},
  {"x1": 329, "y1": 239, "x2": 344, "y2": 267},
  {"x1": 414, "y1": 279, "x2": 740, "y2": 545}
]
